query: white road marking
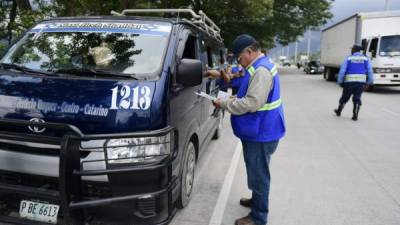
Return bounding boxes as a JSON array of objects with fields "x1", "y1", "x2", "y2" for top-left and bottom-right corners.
[
  {"x1": 208, "y1": 141, "x2": 242, "y2": 225},
  {"x1": 383, "y1": 108, "x2": 400, "y2": 118}
]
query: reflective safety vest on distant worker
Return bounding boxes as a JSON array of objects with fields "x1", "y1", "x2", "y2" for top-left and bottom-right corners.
[
  {"x1": 231, "y1": 56, "x2": 286, "y2": 142},
  {"x1": 344, "y1": 53, "x2": 369, "y2": 83},
  {"x1": 230, "y1": 64, "x2": 244, "y2": 89}
]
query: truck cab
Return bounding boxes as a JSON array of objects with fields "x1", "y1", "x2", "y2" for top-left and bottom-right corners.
[
  {"x1": 0, "y1": 9, "x2": 224, "y2": 225},
  {"x1": 363, "y1": 35, "x2": 400, "y2": 86}
]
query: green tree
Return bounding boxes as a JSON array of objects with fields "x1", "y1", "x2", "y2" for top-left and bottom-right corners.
[
  {"x1": 0, "y1": 0, "x2": 54, "y2": 45},
  {"x1": 271, "y1": 0, "x2": 332, "y2": 46},
  {"x1": 1, "y1": 0, "x2": 332, "y2": 51}
]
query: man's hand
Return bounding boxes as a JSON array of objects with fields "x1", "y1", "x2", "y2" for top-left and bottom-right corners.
[
  {"x1": 220, "y1": 69, "x2": 231, "y2": 83},
  {"x1": 206, "y1": 69, "x2": 220, "y2": 78},
  {"x1": 364, "y1": 84, "x2": 369, "y2": 91},
  {"x1": 212, "y1": 99, "x2": 221, "y2": 108}
]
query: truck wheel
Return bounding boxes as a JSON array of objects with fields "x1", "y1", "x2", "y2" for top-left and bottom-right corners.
[
  {"x1": 323, "y1": 67, "x2": 329, "y2": 80},
  {"x1": 325, "y1": 67, "x2": 336, "y2": 81},
  {"x1": 176, "y1": 141, "x2": 196, "y2": 209},
  {"x1": 212, "y1": 110, "x2": 224, "y2": 140}
]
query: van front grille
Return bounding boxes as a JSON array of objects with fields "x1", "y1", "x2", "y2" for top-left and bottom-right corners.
[{"x1": 0, "y1": 139, "x2": 90, "y2": 157}]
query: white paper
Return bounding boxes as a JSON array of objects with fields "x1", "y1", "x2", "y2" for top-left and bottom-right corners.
[
  {"x1": 194, "y1": 92, "x2": 217, "y2": 101},
  {"x1": 217, "y1": 90, "x2": 230, "y2": 101}
]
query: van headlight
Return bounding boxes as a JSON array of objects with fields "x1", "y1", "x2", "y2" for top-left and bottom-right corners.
[
  {"x1": 374, "y1": 68, "x2": 392, "y2": 73},
  {"x1": 105, "y1": 133, "x2": 171, "y2": 164}
]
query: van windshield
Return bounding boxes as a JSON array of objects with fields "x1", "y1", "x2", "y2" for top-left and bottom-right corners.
[
  {"x1": 1, "y1": 21, "x2": 171, "y2": 79},
  {"x1": 379, "y1": 35, "x2": 400, "y2": 57}
]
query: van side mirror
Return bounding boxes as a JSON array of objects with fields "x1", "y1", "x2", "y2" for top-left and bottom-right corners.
[{"x1": 176, "y1": 58, "x2": 203, "y2": 87}]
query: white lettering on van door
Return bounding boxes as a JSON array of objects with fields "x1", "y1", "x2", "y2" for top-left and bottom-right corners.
[{"x1": 110, "y1": 85, "x2": 152, "y2": 110}]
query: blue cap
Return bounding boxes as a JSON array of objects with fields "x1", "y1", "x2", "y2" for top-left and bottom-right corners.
[
  {"x1": 232, "y1": 34, "x2": 257, "y2": 57},
  {"x1": 352, "y1": 44, "x2": 363, "y2": 52}
]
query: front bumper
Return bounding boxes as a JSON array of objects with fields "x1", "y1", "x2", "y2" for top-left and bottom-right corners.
[
  {"x1": 0, "y1": 119, "x2": 178, "y2": 225},
  {"x1": 372, "y1": 73, "x2": 400, "y2": 86}
]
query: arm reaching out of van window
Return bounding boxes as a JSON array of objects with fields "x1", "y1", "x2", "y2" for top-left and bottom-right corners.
[{"x1": 206, "y1": 69, "x2": 231, "y2": 82}]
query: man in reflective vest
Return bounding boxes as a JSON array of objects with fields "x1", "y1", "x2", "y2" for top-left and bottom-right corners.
[
  {"x1": 213, "y1": 34, "x2": 286, "y2": 225},
  {"x1": 334, "y1": 44, "x2": 374, "y2": 121}
]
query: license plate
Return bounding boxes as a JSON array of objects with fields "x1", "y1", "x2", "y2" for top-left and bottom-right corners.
[{"x1": 19, "y1": 200, "x2": 59, "y2": 224}]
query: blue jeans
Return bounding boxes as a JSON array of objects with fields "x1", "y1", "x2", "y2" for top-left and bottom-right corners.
[{"x1": 242, "y1": 140, "x2": 279, "y2": 225}]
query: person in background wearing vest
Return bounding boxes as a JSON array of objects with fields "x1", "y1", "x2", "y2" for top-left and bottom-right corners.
[
  {"x1": 213, "y1": 34, "x2": 286, "y2": 225},
  {"x1": 334, "y1": 44, "x2": 374, "y2": 121}
]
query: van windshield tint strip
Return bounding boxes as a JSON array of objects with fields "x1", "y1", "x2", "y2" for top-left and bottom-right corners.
[{"x1": 29, "y1": 28, "x2": 169, "y2": 36}]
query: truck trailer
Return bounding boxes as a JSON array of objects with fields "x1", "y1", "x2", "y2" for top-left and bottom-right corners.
[{"x1": 321, "y1": 10, "x2": 400, "y2": 87}]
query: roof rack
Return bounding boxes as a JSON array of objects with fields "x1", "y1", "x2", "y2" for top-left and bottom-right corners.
[{"x1": 110, "y1": 9, "x2": 222, "y2": 41}]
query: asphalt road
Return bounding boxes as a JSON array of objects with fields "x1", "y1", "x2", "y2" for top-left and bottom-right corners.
[
  {"x1": 2, "y1": 67, "x2": 399, "y2": 225},
  {"x1": 171, "y1": 67, "x2": 400, "y2": 225}
]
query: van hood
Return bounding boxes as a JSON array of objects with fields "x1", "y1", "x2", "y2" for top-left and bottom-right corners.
[{"x1": 0, "y1": 71, "x2": 161, "y2": 135}]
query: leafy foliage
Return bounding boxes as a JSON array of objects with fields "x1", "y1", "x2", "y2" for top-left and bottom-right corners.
[
  {"x1": 0, "y1": 0, "x2": 332, "y2": 51},
  {"x1": 0, "y1": 0, "x2": 54, "y2": 44}
]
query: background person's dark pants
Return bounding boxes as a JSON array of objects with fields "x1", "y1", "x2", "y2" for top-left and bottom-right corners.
[
  {"x1": 242, "y1": 140, "x2": 279, "y2": 225},
  {"x1": 339, "y1": 82, "x2": 365, "y2": 105}
]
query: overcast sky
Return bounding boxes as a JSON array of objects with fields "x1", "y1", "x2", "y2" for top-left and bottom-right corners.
[{"x1": 269, "y1": 0, "x2": 400, "y2": 59}]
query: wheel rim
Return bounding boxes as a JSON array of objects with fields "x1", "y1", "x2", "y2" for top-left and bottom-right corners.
[{"x1": 185, "y1": 145, "x2": 196, "y2": 196}]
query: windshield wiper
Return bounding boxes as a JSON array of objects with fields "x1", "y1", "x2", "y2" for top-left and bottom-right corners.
[
  {"x1": 0, "y1": 63, "x2": 57, "y2": 76},
  {"x1": 53, "y1": 68, "x2": 138, "y2": 79}
]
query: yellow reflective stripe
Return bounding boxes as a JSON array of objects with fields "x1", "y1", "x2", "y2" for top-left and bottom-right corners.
[
  {"x1": 348, "y1": 56, "x2": 368, "y2": 61},
  {"x1": 248, "y1": 65, "x2": 278, "y2": 77},
  {"x1": 345, "y1": 74, "x2": 367, "y2": 82},
  {"x1": 270, "y1": 66, "x2": 278, "y2": 77},
  {"x1": 248, "y1": 66, "x2": 256, "y2": 76},
  {"x1": 258, "y1": 99, "x2": 282, "y2": 111}
]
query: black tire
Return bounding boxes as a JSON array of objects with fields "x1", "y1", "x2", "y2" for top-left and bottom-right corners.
[
  {"x1": 212, "y1": 110, "x2": 224, "y2": 140},
  {"x1": 324, "y1": 67, "x2": 336, "y2": 81},
  {"x1": 323, "y1": 68, "x2": 328, "y2": 80},
  {"x1": 176, "y1": 141, "x2": 196, "y2": 209}
]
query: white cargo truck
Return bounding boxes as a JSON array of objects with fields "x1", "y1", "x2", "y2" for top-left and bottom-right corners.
[{"x1": 321, "y1": 11, "x2": 400, "y2": 87}]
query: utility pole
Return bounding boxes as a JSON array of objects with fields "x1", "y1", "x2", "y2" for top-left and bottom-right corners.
[
  {"x1": 294, "y1": 41, "x2": 298, "y2": 64},
  {"x1": 307, "y1": 30, "x2": 311, "y2": 59},
  {"x1": 384, "y1": 0, "x2": 390, "y2": 11},
  {"x1": 286, "y1": 45, "x2": 289, "y2": 58}
]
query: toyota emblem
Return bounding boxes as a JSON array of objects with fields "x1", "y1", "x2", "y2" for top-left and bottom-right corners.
[{"x1": 28, "y1": 118, "x2": 46, "y2": 133}]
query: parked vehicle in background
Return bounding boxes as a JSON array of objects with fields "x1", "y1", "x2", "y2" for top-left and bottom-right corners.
[
  {"x1": 279, "y1": 56, "x2": 287, "y2": 66},
  {"x1": 305, "y1": 61, "x2": 324, "y2": 74},
  {"x1": 321, "y1": 10, "x2": 400, "y2": 88},
  {"x1": 298, "y1": 55, "x2": 309, "y2": 70},
  {"x1": 0, "y1": 8, "x2": 224, "y2": 225},
  {"x1": 282, "y1": 59, "x2": 291, "y2": 67}
]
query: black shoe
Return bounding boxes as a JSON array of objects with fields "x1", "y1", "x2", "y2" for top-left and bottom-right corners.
[
  {"x1": 235, "y1": 216, "x2": 257, "y2": 225},
  {"x1": 239, "y1": 198, "x2": 252, "y2": 208},
  {"x1": 334, "y1": 104, "x2": 345, "y2": 116},
  {"x1": 352, "y1": 104, "x2": 361, "y2": 121}
]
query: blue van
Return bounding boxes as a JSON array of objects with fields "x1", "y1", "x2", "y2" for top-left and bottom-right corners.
[{"x1": 0, "y1": 9, "x2": 224, "y2": 225}]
